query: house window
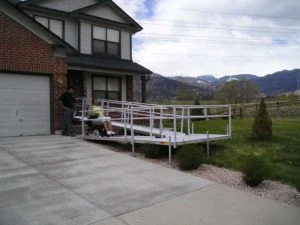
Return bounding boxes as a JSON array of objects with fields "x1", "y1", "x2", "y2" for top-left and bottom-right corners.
[
  {"x1": 93, "y1": 76, "x2": 121, "y2": 100},
  {"x1": 34, "y1": 16, "x2": 64, "y2": 39},
  {"x1": 92, "y1": 26, "x2": 120, "y2": 57}
]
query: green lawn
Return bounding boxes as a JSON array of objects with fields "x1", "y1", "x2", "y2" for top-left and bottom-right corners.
[{"x1": 190, "y1": 118, "x2": 300, "y2": 190}]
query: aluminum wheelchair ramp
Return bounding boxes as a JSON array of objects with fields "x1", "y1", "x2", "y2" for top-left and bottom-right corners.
[{"x1": 75, "y1": 98, "x2": 232, "y2": 163}]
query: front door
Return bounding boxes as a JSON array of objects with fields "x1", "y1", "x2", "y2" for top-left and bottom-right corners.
[{"x1": 68, "y1": 70, "x2": 84, "y2": 98}]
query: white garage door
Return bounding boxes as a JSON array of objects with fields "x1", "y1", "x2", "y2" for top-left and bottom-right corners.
[{"x1": 0, "y1": 74, "x2": 51, "y2": 137}]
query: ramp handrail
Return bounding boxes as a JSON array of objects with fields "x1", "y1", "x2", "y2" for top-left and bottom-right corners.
[{"x1": 77, "y1": 98, "x2": 232, "y2": 150}]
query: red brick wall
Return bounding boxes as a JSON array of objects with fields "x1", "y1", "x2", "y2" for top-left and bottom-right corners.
[{"x1": 0, "y1": 12, "x2": 68, "y2": 131}]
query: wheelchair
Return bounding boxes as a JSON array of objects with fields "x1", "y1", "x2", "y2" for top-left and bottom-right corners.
[{"x1": 86, "y1": 114, "x2": 108, "y2": 137}]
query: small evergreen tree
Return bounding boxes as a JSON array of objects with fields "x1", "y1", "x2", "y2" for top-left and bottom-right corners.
[
  {"x1": 190, "y1": 96, "x2": 204, "y2": 121},
  {"x1": 252, "y1": 98, "x2": 272, "y2": 140}
]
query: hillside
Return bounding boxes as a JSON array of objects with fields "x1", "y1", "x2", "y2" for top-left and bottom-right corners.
[
  {"x1": 146, "y1": 74, "x2": 212, "y2": 102},
  {"x1": 197, "y1": 75, "x2": 218, "y2": 83},
  {"x1": 151, "y1": 69, "x2": 300, "y2": 100},
  {"x1": 217, "y1": 74, "x2": 259, "y2": 83},
  {"x1": 255, "y1": 69, "x2": 300, "y2": 96}
]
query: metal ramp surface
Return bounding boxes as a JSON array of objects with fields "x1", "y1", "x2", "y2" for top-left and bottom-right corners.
[{"x1": 111, "y1": 121, "x2": 186, "y2": 137}]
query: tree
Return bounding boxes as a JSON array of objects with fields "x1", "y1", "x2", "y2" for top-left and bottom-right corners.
[
  {"x1": 177, "y1": 83, "x2": 197, "y2": 101},
  {"x1": 215, "y1": 79, "x2": 259, "y2": 114},
  {"x1": 239, "y1": 80, "x2": 259, "y2": 103},
  {"x1": 215, "y1": 80, "x2": 240, "y2": 105},
  {"x1": 252, "y1": 98, "x2": 272, "y2": 140},
  {"x1": 215, "y1": 79, "x2": 259, "y2": 104}
]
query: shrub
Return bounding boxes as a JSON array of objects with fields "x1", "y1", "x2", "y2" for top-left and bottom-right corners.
[
  {"x1": 252, "y1": 98, "x2": 272, "y2": 140},
  {"x1": 241, "y1": 154, "x2": 270, "y2": 187},
  {"x1": 175, "y1": 145, "x2": 203, "y2": 170},
  {"x1": 143, "y1": 145, "x2": 168, "y2": 159}
]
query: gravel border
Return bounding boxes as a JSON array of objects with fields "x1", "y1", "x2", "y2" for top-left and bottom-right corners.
[{"x1": 105, "y1": 144, "x2": 300, "y2": 208}]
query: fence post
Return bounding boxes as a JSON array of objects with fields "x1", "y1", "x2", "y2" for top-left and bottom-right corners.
[
  {"x1": 229, "y1": 105, "x2": 232, "y2": 137},
  {"x1": 239, "y1": 107, "x2": 243, "y2": 119}
]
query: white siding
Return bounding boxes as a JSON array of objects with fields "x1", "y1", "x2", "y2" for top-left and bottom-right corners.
[
  {"x1": 85, "y1": 5, "x2": 127, "y2": 23},
  {"x1": 0, "y1": 74, "x2": 50, "y2": 137},
  {"x1": 121, "y1": 31, "x2": 131, "y2": 60},
  {"x1": 49, "y1": 19, "x2": 63, "y2": 38},
  {"x1": 36, "y1": 0, "x2": 97, "y2": 12},
  {"x1": 35, "y1": 16, "x2": 48, "y2": 27},
  {"x1": 80, "y1": 22, "x2": 92, "y2": 54},
  {"x1": 65, "y1": 19, "x2": 78, "y2": 49}
]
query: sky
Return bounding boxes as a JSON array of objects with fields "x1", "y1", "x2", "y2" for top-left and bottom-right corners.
[{"x1": 114, "y1": 0, "x2": 300, "y2": 77}]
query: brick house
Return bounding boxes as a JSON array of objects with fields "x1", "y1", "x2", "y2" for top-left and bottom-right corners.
[{"x1": 0, "y1": 0, "x2": 152, "y2": 137}]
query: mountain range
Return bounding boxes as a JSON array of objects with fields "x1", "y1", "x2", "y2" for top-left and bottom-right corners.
[{"x1": 146, "y1": 69, "x2": 300, "y2": 101}]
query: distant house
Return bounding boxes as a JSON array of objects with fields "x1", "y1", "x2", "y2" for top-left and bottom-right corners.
[{"x1": 0, "y1": 0, "x2": 152, "y2": 137}]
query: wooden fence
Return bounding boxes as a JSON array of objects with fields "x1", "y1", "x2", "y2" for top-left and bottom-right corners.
[{"x1": 232, "y1": 100, "x2": 300, "y2": 118}]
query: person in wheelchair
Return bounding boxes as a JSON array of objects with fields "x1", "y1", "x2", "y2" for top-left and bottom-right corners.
[{"x1": 87, "y1": 99, "x2": 115, "y2": 136}]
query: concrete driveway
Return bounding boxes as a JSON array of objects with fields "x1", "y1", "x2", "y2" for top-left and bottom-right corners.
[{"x1": 0, "y1": 135, "x2": 299, "y2": 225}]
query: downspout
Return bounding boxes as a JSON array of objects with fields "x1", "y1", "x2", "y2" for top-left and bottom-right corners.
[{"x1": 141, "y1": 74, "x2": 151, "y2": 103}]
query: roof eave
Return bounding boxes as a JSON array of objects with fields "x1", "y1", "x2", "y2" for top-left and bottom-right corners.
[
  {"x1": 67, "y1": 62, "x2": 151, "y2": 75},
  {"x1": 17, "y1": 0, "x2": 42, "y2": 6},
  {"x1": 77, "y1": 13, "x2": 141, "y2": 33},
  {"x1": 2, "y1": 0, "x2": 76, "y2": 54},
  {"x1": 18, "y1": 0, "x2": 143, "y2": 32}
]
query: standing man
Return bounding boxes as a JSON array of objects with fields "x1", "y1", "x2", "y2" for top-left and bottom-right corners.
[{"x1": 59, "y1": 86, "x2": 76, "y2": 136}]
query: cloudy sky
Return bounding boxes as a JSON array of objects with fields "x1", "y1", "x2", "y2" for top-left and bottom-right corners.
[{"x1": 114, "y1": 0, "x2": 300, "y2": 77}]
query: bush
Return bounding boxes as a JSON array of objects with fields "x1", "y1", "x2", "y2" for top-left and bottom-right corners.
[
  {"x1": 175, "y1": 145, "x2": 203, "y2": 170},
  {"x1": 241, "y1": 154, "x2": 270, "y2": 187},
  {"x1": 252, "y1": 98, "x2": 272, "y2": 140},
  {"x1": 143, "y1": 145, "x2": 168, "y2": 159}
]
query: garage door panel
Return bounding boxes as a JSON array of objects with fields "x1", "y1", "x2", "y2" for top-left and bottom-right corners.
[
  {"x1": 0, "y1": 89, "x2": 50, "y2": 106},
  {"x1": 0, "y1": 124, "x2": 21, "y2": 137},
  {"x1": 0, "y1": 74, "x2": 51, "y2": 137},
  {"x1": 17, "y1": 126, "x2": 49, "y2": 136},
  {"x1": 0, "y1": 74, "x2": 49, "y2": 89}
]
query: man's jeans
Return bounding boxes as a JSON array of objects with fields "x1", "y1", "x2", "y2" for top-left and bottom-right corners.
[{"x1": 62, "y1": 108, "x2": 74, "y2": 135}]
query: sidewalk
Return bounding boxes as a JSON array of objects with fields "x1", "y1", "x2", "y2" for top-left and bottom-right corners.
[{"x1": 0, "y1": 135, "x2": 299, "y2": 225}]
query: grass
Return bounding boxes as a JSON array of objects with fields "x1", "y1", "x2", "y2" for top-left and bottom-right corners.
[{"x1": 190, "y1": 118, "x2": 300, "y2": 190}]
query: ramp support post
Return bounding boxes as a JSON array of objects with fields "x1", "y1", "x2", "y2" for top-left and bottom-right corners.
[
  {"x1": 181, "y1": 108, "x2": 184, "y2": 133},
  {"x1": 131, "y1": 107, "x2": 134, "y2": 153},
  {"x1": 173, "y1": 107, "x2": 177, "y2": 148},
  {"x1": 81, "y1": 98, "x2": 85, "y2": 136},
  {"x1": 206, "y1": 130, "x2": 210, "y2": 158},
  {"x1": 187, "y1": 107, "x2": 191, "y2": 135},
  {"x1": 160, "y1": 107, "x2": 163, "y2": 137},
  {"x1": 168, "y1": 136, "x2": 172, "y2": 164}
]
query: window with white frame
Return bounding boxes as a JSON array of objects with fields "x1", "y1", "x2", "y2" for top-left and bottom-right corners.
[
  {"x1": 93, "y1": 76, "x2": 121, "y2": 100},
  {"x1": 92, "y1": 25, "x2": 120, "y2": 57},
  {"x1": 34, "y1": 16, "x2": 64, "y2": 39}
]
